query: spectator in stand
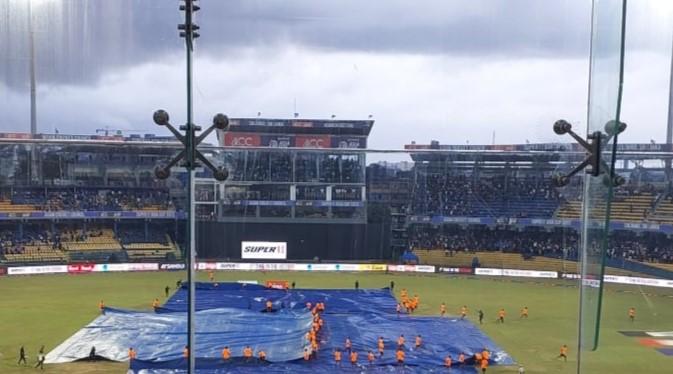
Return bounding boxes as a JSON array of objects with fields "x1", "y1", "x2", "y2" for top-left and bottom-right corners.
[{"x1": 407, "y1": 224, "x2": 673, "y2": 264}]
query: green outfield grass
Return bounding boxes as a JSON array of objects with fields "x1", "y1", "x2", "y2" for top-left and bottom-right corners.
[{"x1": 1, "y1": 271, "x2": 672, "y2": 373}]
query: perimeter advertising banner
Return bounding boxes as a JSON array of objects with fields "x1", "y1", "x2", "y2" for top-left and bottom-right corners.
[
  {"x1": 241, "y1": 241, "x2": 288, "y2": 260},
  {"x1": 68, "y1": 264, "x2": 95, "y2": 274},
  {"x1": 474, "y1": 268, "x2": 558, "y2": 278},
  {"x1": 8, "y1": 265, "x2": 68, "y2": 275}
]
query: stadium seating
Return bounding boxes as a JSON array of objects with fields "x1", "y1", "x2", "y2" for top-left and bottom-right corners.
[
  {"x1": 62, "y1": 229, "x2": 123, "y2": 252},
  {"x1": 1, "y1": 245, "x2": 66, "y2": 263},
  {"x1": 118, "y1": 228, "x2": 180, "y2": 260},
  {"x1": 411, "y1": 175, "x2": 560, "y2": 218},
  {"x1": 641, "y1": 262, "x2": 673, "y2": 272},
  {"x1": 0, "y1": 200, "x2": 35, "y2": 213},
  {"x1": 555, "y1": 192, "x2": 655, "y2": 222},
  {"x1": 649, "y1": 194, "x2": 673, "y2": 224},
  {"x1": 0, "y1": 224, "x2": 182, "y2": 263},
  {"x1": 6, "y1": 188, "x2": 174, "y2": 212}
]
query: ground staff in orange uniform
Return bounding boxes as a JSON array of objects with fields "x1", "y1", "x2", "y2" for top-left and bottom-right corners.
[
  {"x1": 334, "y1": 349, "x2": 342, "y2": 366},
  {"x1": 396, "y1": 349, "x2": 405, "y2": 365},
  {"x1": 222, "y1": 346, "x2": 231, "y2": 360},
  {"x1": 243, "y1": 346, "x2": 253, "y2": 361},
  {"x1": 558, "y1": 345, "x2": 568, "y2": 362},
  {"x1": 128, "y1": 348, "x2": 137, "y2": 361},
  {"x1": 350, "y1": 351, "x2": 358, "y2": 365},
  {"x1": 480, "y1": 358, "x2": 489, "y2": 373}
]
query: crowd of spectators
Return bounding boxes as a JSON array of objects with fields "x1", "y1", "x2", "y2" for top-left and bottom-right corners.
[
  {"x1": 0, "y1": 226, "x2": 116, "y2": 256},
  {"x1": 225, "y1": 152, "x2": 363, "y2": 184},
  {"x1": 0, "y1": 224, "x2": 176, "y2": 258},
  {"x1": 6, "y1": 188, "x2": 174, "y2": 211},
  {"x1": 409, "y1": 225, "x2": 577, "y2": 258},
  {"x1": 411, "y1": 174, "x2": 559, "y2": 218},
  {"x1": 0, "y1": 227, "x2": 58, "y2": 255},
  {"x1": 116, "y1": 226, "x2": 169, "y2": 245},
  {"x1": 409, "y1": 224, "x2": 673, "y2": 264},
  {"x1": 606, "y1": 231, "x2": 673, "y2": 263}
]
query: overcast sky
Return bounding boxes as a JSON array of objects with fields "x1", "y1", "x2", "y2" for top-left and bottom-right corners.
[{"x1": 1, "y1": 0, "x2": 673, "y2": 149}]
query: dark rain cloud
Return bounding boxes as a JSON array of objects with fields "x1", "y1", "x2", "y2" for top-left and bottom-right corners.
[{"x1": 1, "y1": 0, "x2": 593, "y2": 90}]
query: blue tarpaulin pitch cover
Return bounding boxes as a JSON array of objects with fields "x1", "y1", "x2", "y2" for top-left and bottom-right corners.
[{"x1": 46, "y1": 282, "x2": 514, "y2": 373}]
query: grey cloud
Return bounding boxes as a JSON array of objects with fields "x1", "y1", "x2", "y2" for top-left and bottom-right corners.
[{"x1": 1, "y1": 0, "x2": 594, "y2": 90}]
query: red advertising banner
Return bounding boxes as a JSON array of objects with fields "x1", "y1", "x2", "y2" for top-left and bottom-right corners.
[
  {"x1": 222, "y1": 133, "x2": 261, "y2": 147},
  {"x1": 265, "y1": 280, "x2": 289, "y2": 290},
  {"x1": 0, "y1": 266, "x2": 6, "y2": 276},
  {"x1": 295, "y1": 135, "x2": 330, "y2": 148},
  {"x1": 68, "y1": 263, "x2": 95, "y2": 274},
  {"x1": 198, "y1": 262, "x2": 217, "y2": 270}
]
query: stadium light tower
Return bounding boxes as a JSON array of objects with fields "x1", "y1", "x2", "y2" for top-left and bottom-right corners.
[
  {"x1": 26, "y1": 0, "x2": 53, "y2": 134},
  {"x1": 666, "y1": 28, "x2": 673, "y2": 185},
  {"x1": 151, "y1": 1, "x2": 229, "y2": 373}
]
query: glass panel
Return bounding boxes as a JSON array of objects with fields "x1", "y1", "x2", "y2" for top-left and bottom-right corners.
[
  {"x1": 578, "y1": 0, "x2": 627, "y2": 361},
  {"x1": 1, "y1": 2, "x2": 672, "y2": 374}
]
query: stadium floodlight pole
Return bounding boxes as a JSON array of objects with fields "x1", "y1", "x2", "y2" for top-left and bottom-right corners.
[
  {"x1": 152, "y1": 1, "x2": 229, "y2": 373},
  {"x1": 28, "y1": 0, "x2": 37, "y2": 135},
  {"x1": 666, "y1": 27, "x2": 673, "y2": 185}
]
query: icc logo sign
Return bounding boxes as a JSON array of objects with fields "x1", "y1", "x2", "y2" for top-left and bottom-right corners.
[
  {"x1": 302, "y1": 138, "x2": 324, "y2": 148},
  {"x1": 231, "y1": 136, "x2": 255, "y2": 146}
]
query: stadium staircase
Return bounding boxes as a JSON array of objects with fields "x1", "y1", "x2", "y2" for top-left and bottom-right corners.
[{"x1": 414, "y1": 249, "x2": 644, "y2": 276}]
